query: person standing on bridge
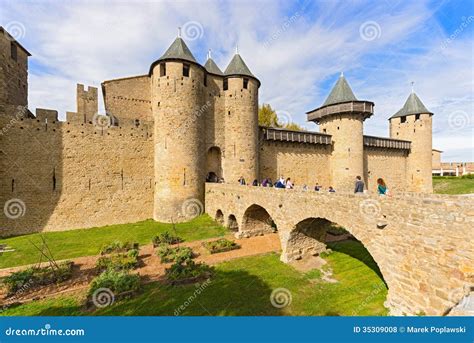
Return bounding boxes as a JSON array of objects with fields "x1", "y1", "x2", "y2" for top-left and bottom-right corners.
[
  {"x1": 377, "y1": 178, "x2": 388, "y2": 195},
  {"x1": 354, "y1": 176, "x2": 365, "y2": 193}
]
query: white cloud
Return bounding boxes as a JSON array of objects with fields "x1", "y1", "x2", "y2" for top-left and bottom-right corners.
[{"x1": 1, "y1": 0, "x2": 472, "y2": 161}]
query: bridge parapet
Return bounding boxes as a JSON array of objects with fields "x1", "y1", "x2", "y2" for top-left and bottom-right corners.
[{"x1": 205, "y1": 183, "x2": 473, "y2": 316}]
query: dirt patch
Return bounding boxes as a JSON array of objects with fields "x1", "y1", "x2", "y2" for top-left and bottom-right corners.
[{"x1": 289, "y1": 255, "x2": 327, "y2": 273}]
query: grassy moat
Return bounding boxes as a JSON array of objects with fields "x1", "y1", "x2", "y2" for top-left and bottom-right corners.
[
  {"x1": 1, "y1": 177, "x2": 470, "y2": 317},
  {"x1": 0, "y1": 215, "x2": 387, "y2": 316},
  {"x1": 0, "y1": 216, "x2": 227, "y2": 269},
  {"x1": 0, "y1": 242, "x2": 387, "y2": 316}
]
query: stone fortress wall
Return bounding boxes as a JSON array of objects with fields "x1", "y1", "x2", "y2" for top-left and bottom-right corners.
[
  {"x1": 0, "y1": 86, "x2": 154, "y2": 237},
  {"x1": 0, "y1": 28, "x2": 434, "y2": 236}
]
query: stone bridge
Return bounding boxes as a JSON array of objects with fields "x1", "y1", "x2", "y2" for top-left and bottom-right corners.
[{"x1": 204, "y1": 183, "x2": 473, "y2": 316}]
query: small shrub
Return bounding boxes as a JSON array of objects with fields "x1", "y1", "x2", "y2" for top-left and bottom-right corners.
[
  {"x1": 2, "y1": 262, "x2": 73, "y2": 296},
  {"x1": 156, "y1": 244, "x2": 194, "y2": 263},
  {"x1": 96, "y1": 249, "x2": 139, "y2": 271},
  {"x1": 202, "y1": 239, "x2": 240, "y2": 254},
  {"x1": 100, "y1": 241, "x2": 138, "y2": 255},
  {"x1": 461, "y1": 174, "x2": 474, "y2": 179},
  {"x1": 165, "y1": 259, "x2": 213, "y2": 283},
  {"x1": 152, "y1": 232, "x2": 183, "y2": 246},
  {"x1": 88, "y1": 269, "x2": 140, "y2": 297}
]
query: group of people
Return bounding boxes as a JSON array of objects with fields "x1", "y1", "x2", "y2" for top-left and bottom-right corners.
[
  {"x1": 354, "y1": 175, "x2": 389, "y2": 196},
  {"x1": 239, "y1": 176, "x2": 294, "y2": 189},
  {"x1": 237, "y1": 175, "x2": 390, "y2": 196},
  {"x1": 239, "y1": 176, "x2": 338, "y2": 192}
]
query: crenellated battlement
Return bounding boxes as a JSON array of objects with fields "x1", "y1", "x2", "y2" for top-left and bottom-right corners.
[{"x1": 1, "y1": 108, "x2": 153, "y2": 141}]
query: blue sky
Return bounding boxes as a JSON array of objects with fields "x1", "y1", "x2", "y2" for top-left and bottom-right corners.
[{"x1": 1, "y1": 0, "x2": 473, "y2": 161}]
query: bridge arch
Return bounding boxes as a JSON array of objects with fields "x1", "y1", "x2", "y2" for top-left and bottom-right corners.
[
  {"x1": 227, "y1": 214, "x2": 238, "y2": 232},
  {"x1": 215, "y1": 209, "x2": 224, "y2": 225},
  {"x1": 284, "y1": 216, "x2": 385, "y2": 282},
  {"x1": 205, "y1": 183, "x2": 474, "y2": 315},
  {"x1": 239, "y1": 204, "x2": 277, "y2": 238}
]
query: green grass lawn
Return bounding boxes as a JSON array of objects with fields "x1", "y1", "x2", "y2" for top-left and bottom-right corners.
[
  {"x1": 1, "y1": 240, "x2": 388, "y2": 316},
  {"x1": 0, "y1": 215, "x2": 227, "y2": 269},
  {"x1": 433, "y1": 176, "x2": 474, "y2": 194}
]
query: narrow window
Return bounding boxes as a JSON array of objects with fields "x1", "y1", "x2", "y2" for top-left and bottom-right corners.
[
  {"x1": 11, "y1": 179, "x2": 15, "y2": 192},
  {"x1": 183, "y1": 63, "x2": 190, "y2": 77},
  {"x1": 160, "y1": 63, "x2": 166, "y2": 77},
  {"x1": 204, "y1": 74, "x2": 207, "y2": 87},
  {"x1": 223, "y1": 79, "x2": 228, "y2": 91},
  {"x1": 10, "y1": 42, "x2": 17, "y2": 61},
  {"x1": 52, "y1": 169, "x2": 56, "y2": 191},
  {"x1": 400, "y1": 116, "x2": 406, "y2": 123},
  {"x1": 415, "y1": 113, "x2": 420, "y2": 121},
  {"x1": 243, "y1": 78, "x2": 249, "y2": 89}
]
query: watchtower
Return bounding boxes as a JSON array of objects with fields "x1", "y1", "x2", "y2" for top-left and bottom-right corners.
[
  {"x1": 307, "y1": 73, "x2": 374, "y2": 191},
  {"x1": 149, "y1": 34, "x2": 206, "y2": 222},
  {"x1": 389, "y1": 89, "x2": 433, "y2": 193},
  {"x1": 223, "y1": 49, "x2": 260, "y2": 184}
]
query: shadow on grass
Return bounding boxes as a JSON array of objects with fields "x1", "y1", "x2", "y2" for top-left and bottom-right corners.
[
  {"x1": 95, "y1": 269, "x2": 281, "y2": 316},
  {"x1": 25, "y1": 269, "x2": 282, "y2": 316},
  {"x1": 326, "y1": 240, "x2": 385, "y2": 283}
]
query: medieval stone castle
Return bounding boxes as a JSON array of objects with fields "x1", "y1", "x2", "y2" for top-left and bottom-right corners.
[{"x1": 0, "y1": 28, "x2": 433, "y2": 236}]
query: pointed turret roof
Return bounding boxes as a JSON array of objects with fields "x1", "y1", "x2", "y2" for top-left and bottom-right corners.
[
  {"x1": 204, "y1": 50, "x2": 223, "y2": 76},
  {"x1": 306, "y1": 73, "x2": 374, "y2": 123},
  {"x1": 158, "y1": 37, "x2": 197, "y2": 63},
  {"x1": 224, "y1": 53, "x2": 255, "y2": 78},
  {"x1": 390, "y1": 92, "x2": 432, "y2": 119},
  {"x1": 322, "y1": 73, "x2": 358, "y2": 106}
]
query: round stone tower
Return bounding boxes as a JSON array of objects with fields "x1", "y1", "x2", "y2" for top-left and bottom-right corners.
[
  {"x1": 150, "y1": 36, "x2": 206, "y2": 222},
  {"x1": 307, "y1": 73, "x2": 374, "y2": 191},
  {"x1": 222, "y1": 50, "x2": 260, "y2": 184},
  {"x1": 389, "y1": 90, "x2": 433, "y2": 193}
]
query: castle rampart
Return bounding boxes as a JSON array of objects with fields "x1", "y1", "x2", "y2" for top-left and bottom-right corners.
[{"x1": 0, "y1": 30, "x2": 436, "y2": 235}]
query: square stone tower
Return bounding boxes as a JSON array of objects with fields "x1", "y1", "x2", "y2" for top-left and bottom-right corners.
[{"x1": 0, "y1": 27, "x2": 30, "y2": 110}]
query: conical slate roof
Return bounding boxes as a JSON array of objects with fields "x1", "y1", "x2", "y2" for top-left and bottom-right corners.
[
  {"x1": 322, "y1": 74, "x2": 358, "y2": 107},
  {"x1": 224, "y1": 53, "x2": 255, "y2": 78},
  {"x1": 158, "y1": 37, "x2": 197, "y2": 63},
  {"x1": 204, "y1": 58, "x2": 223, "y2": 76},
  {"x1": 390, "y1": 92, "x2": 432, "y2": 119}
]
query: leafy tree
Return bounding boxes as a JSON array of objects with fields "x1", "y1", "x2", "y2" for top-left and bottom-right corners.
[
  {"x1": 285, "y1": 122, "x2": 304, "y2": 131},
  {"x1": 258, "y1": 103, "x2": 280, "y2": 127},
  {"x1": 258, "y1": 103, "x2": 305, "y2": 131}
]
